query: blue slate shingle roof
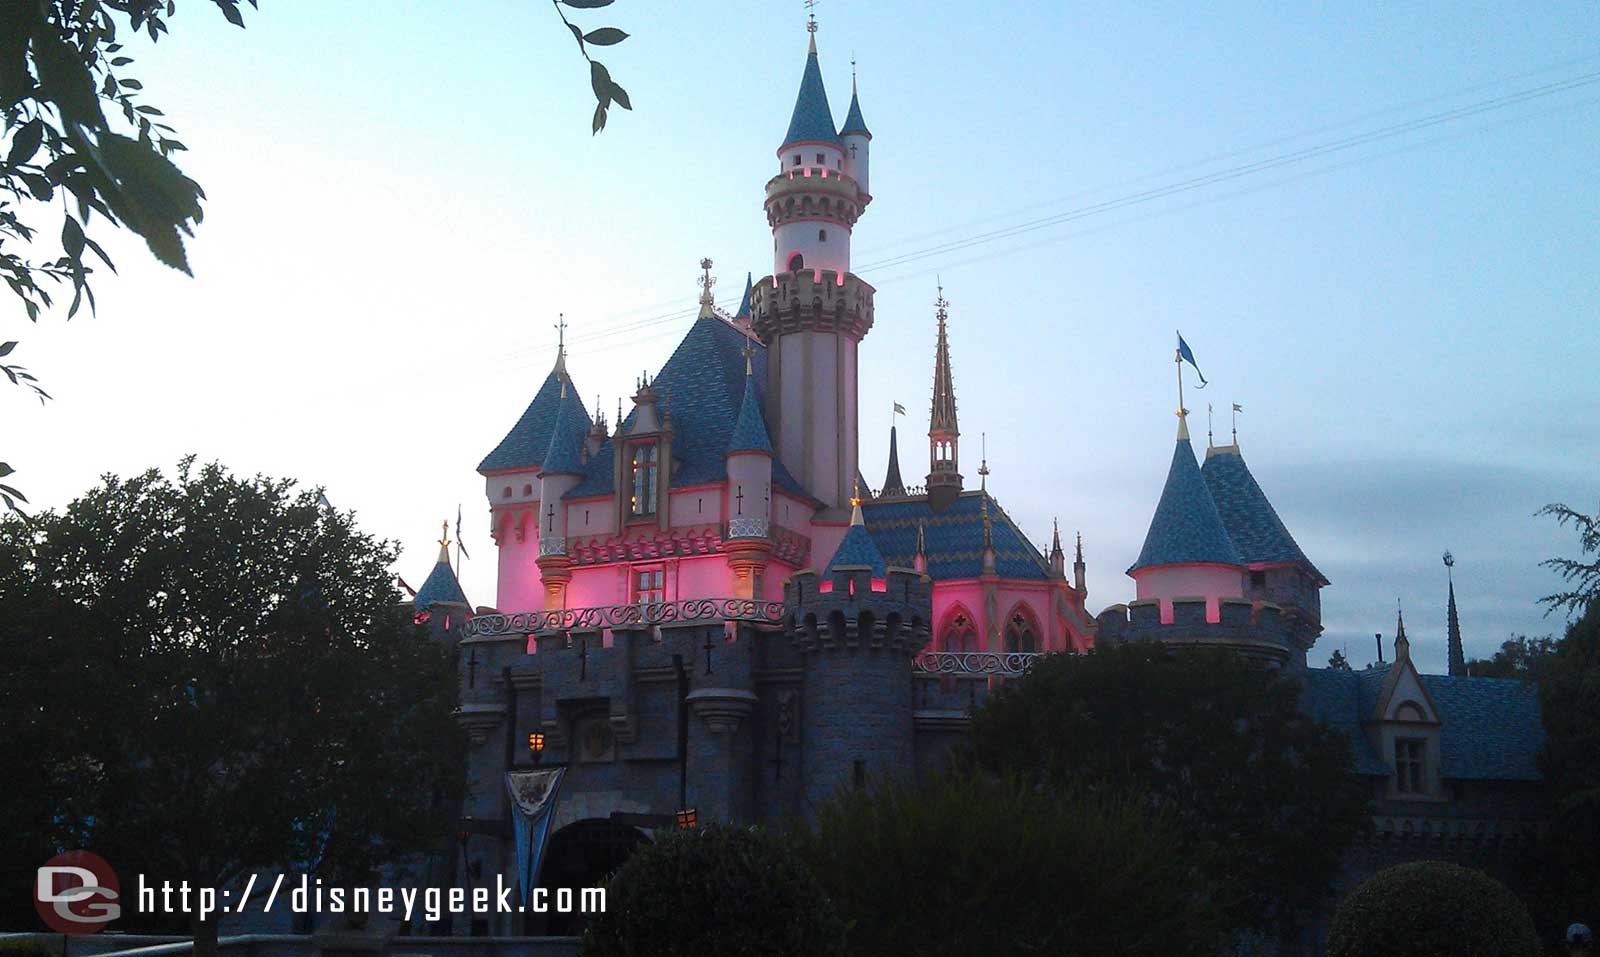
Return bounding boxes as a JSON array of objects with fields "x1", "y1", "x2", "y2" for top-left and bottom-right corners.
[
  {"x1": 728, "y1": 373, "x2": 774, "y2": 455},
  {"x1": 414, "y1": 553, "x2": 469, "y2": 612},
  {"x1": 1202, "y1": 447, "x2": 1327, "y2": 583},
  {"x1": 565, "y1": 317, "x2": 810, "y2": 500},
  {"x1": 861, "y1": 490, "x2": 1051, "y2": 581},
  {"x1": 541, "y1": 385, "x2": 586, "y2": 475},
  {"x1": 478, "y1": 366, "x2": 591, "y2": 474},
  {"x1": 1300, "y1": 667, "x2": 1544, "y2": 781},
  {"x1": 1129, "y1": 437, "x2": 1243, "y2": 574},
  {"x1": 839, "y1": 89, "x2": 870, "y2": 138},
  {"x1": 825, "y1": 519, "x2": 887, "y2": 577},
  {"x1": 783, "y1": 48, "x2": 841, "y2": 147}
]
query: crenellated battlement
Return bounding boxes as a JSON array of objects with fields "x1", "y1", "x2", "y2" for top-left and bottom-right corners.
[
  {"x1": 1094, "y1": 596, "x2": 1315, "y2": 671},
  {"x1": 751, "y1": 269, "x2": 875, "y2": 342},
  {"x1": 783, "y1": 565, "x2": 932, "y2": 656}
]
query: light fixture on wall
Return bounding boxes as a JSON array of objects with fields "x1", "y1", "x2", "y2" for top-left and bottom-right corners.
[
  {"x1": 528, "y1": 731, "x2": 546, "y2": 764},
  {"x1": 675, "y1": 808, "x2": 698, "y2": 830}
]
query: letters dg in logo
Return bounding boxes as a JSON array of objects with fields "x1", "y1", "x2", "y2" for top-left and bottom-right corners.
[{"x1": 35, "y1": 850, "x2": 121, "y2": 934}]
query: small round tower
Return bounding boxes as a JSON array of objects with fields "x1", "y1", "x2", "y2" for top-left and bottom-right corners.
[{"x1": 785, "y1": 495, "x2": 931, "y2": 808}]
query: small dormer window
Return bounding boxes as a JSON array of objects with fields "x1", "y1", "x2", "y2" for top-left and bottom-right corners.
[
  {"x1": 792, "y1": 154, "x2": 801, "y2": 166},
  {"x1": 815, "y1": 153, "x2": 825, "y2": 164},
  {"x1": 502, "y1": 486, "x2": 512, "y2": 499},
  {"x1": 1395, "y1": 737, "x2": 1426, "y2": 793},
  {"x1": 818, "y1": 229, "x2": 827, "y2": 242}
]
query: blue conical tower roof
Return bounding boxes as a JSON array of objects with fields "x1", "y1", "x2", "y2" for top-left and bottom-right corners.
[
  {"x1": 782, "y1": 40, "x2": 841, "y2": 147},
  {"x1": 540, "y1": 382, "x2": 587, "y2": 475},
  {"x1": 734, "y1": 272, "x2": 754, "y2": 322},
  {"x1": 414, "y1": 542, "x2": 469, "y2": 612},
  {"x1": 840, "y1": 88, "x2": 870, "y2": 138},
  {"x1": 1129, "y1": 426, "x2": 1242, "y2": 574},
  {"x1": 1201, "y1": 445, "x2": 1327, "y2": 583},
  {"x1": 728, "y1": 367, "x2": 773, "y2": 455},
  {"x1": 825, "y1": 499, "x2": 887, "y2": 577}
]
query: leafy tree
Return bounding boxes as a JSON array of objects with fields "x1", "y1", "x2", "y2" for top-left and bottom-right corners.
[
  {"x1": 549, "y1": 0, "x2": 633, "y2": 134},
  {"x1": 1463, "y1": 633, "x2": 1557, "y2": 679},
  {"x1": 1539, "y1": 501, "x2": 1600, "y2": 616},
  {"x1": 0, "y1": 460, "x2": 466, "y2": 955},
  {"x1": 1327, "y1": 648, "x2": 1353, "y2": 670},
  {"x1": 582, "y1": 824, "x2": 844, "y2": 957},
  {"x1": 962, "y1": 644, "x2": 1369, "y2": 939},
  {"x1": 799, "y1": 774, "x2": 1222, "y2": 957},
  {"x1": 1327, "y1": 861, "x2": 1538, "y2": 957}
]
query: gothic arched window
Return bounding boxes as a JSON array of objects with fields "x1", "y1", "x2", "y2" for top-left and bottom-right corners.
[
  {"x1": 787, "y1": 252, "x2": 805, "y2": 272},
  {"x1": 942, "y1": 612, "x2": 975, "y2": 653},
  {"x1": 1006, "y1": 612, "x2": 1038, "y2": 653}
]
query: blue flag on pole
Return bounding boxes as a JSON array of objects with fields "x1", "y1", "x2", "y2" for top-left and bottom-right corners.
[{"x1": 1177, "y1": 333, "x2": 1208, "y2": 388}]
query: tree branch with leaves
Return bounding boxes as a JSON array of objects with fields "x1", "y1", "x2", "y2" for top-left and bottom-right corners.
[{"x1": 550, "y1": 0, "x2": 631, "y2": 133}]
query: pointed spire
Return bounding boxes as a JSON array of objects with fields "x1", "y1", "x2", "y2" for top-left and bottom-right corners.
[
  {"x1": 1049, "y1": 518, "x2": 1065, "y2": 580},
  {"x1": 734, "y1": 272, "x2": 754, "y2": 323},
  {"x1": 437, "y1": 519, "x2": 451, "y2": 566},
  {"x1": 552, "y1": 313, "x2": 568, "y2": 378},
  {"x1": 825, "y1": 478, "x2": 887, "y2": 578},
  {"x1": 728, "y1": 345, "x2": 774, "y2": 455},
  {"x1": 1395, "y1": 600, "x2": 1411, "y2": 664},
  {"x1": 540, "y1": 378, "x2": 587, "y2": 475},
  {"x1": 1051, "y1": 518, "x2": 1063, "y2": 557},
  {"x1": 840, "y1": 62, "x2": 871, "y2": 138},
  {"x1": 1073, "y1": 530, "x2": 1087, "y2": 593},
  {"x1": 1075, "y1": 530, "x2": 1084, "y2": 565},
  {"x1": 1445, "y1": 551, "x2": 1465, "y2": 676},
  {"x1": 783, "y1": 19, "x2": 839, "y2": 148},
  {"x1": 415, "y1": 521, "x2": 470, "y2": 612},
  {"x1": 1129, "y1": 430, "x2": 1242, "y2": 574},
  {"x1": 881, "y1": 424, "x2": 906, "y2": 497},
  {"x1": 930, "y1": 283, "x2": 958, "y2": 437},
  {"x1": 977, "y1": 431, "x2": 989, "y2": 491}
]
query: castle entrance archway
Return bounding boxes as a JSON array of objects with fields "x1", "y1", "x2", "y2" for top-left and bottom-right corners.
[{"x1": 530, "y1": 817, "x2": 647, "y2": 936}]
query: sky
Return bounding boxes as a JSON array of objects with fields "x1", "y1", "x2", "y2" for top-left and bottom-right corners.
[{"x1": 8, "y1": 2, "x2": 1599, "y2": 673}]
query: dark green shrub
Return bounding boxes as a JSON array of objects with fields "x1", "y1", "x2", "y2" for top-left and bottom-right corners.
[
  {"x1": 581, "y1": 823, "x2": 843, "y2": 957},
  {"x1": 1327, "y1": 861, "x2": 1539, "y2": 957},
  {"x1": 798, "y1": 774, "x2": 1223, "y2": 957}
]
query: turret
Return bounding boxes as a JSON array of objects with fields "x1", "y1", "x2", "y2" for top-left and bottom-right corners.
[
  {"x1": 1127, "y1": 413, "x2": 1244, "y2": 623},
  {"x1": 926, "y1": 285, "x2": 962, "y2": 511},
  {"x1": 1445, "y1": 552, "x2": 1465, "y2": 676},
  {"x1": 414, "y1": 521, "x2": 472, "y2": 635},
  {"x1": 535, "y1": 380, "x2": 587, "y2": 608},
  {"x1": 880, "y1": 423, "x2": 906, "y2": 497},
  {"x1": 725, "y1": 343, "x2": 775, "y2": 598},
  {"x1": 839, "y1": 67, "x2": 871, "y2": 197},
  {"x1": 785, "y1": 488, "x2": 931, "y2": 809},
  {"x1": 752, "y1": 25, "x2": 876, "y2": 512}
]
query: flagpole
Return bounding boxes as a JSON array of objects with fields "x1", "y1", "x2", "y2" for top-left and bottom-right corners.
[{"x1": 1175, "y1": 341, "x2": 1186, "y2": 421}]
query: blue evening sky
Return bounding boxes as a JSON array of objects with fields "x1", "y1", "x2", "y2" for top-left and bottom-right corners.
[{"x1": 10, "y1": 2, "x2": 1599, "y2": 671}]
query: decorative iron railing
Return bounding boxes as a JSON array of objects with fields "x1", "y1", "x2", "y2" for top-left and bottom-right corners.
[
  {"x1": 911, "y1": 651, "x2": 1043, "y2": 677},
  {"x1": 463, "y1": 597, "x2": 788, "y2": 638}
]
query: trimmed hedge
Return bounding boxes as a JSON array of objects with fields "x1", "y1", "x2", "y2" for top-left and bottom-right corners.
[
  {"x1": 581, "y1": 824, "x2": 843, "y2": 957},
  {"x1": 1327, "y1": 861, "x2": 1538, "y2": 957}
]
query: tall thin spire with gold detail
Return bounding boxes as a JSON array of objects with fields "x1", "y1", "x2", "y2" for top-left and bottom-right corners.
[
  {"x1": 697, "y1": 257, "x2": 717, "y2": 319},
  {"x1": 927, "y1": 281, "x2": 963, "y2": 509}
]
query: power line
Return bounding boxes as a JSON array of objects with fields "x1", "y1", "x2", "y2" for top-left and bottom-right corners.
[{"x1": 480, "y1": 67, "x2": 1600, "y2": 369}]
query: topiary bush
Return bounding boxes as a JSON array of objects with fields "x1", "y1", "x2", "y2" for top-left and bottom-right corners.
[
  {"x1": 797, "y1": 774, "x2": 1223, "y2": 957},
  {"x1": 1327, "y1": 861, "x2": 1539, "y2": 957},
  {"x1": 581, "y1": 823, "x2": 843, "y2": 957}
]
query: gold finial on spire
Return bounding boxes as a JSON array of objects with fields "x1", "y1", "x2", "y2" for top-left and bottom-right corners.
[
  {"x1": 439, "y1": 519, "x2": 450, "y2": 549},
  {"x1": 851, "y1": 52, "x2": 857, "y2": 93},
  {"x1": 1207, "y1": 402, "x2": 1214, "y2": 448},
  {"x1": 697, "y1": 257, "x2": 717, "y2": 318},
  {"x1": 1231, "y1": 402, "x2": 1242, "y2": 445},
  {"x1": 805, "y1": 0, "x2": 818, "y2": 51},
  {"x1": 849, "y1": 477, "x2": 864, "y2": 525},
  {"x1": 977, "y1": 431, "x2": 989, "y2": 489},
  {"x1": 552, "y1": 313, "x2": 569, "y2": 376},
  {"x1": 741, "y1": 337, "x2": 756, "y2": 376}
]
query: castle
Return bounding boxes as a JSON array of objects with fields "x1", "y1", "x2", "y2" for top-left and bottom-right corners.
[{"x1": 407, "y1": 25, "x2": 1547, "y2": 937}]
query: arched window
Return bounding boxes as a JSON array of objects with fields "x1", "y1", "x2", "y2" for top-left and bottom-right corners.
[
  {"x1": 1006, "y1": 612, "x2": 1038, "y2": 653},
  {"x1": 629, "y1": 444, "x2": 657, "y2": 516},
  {"x1": 787, "y1": 252, "x2": 805, "y2": 272},
  {"x1": 942, "y1": 611, "x2": 975, "y2": 652},
  {"x1": 818, "y1": 229, "x2": 827, "y2": 242}
]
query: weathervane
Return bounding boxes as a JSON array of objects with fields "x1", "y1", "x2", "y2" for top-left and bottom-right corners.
[
  {"x1": 1443, "y1": 550, "x2": 1455, "y2": 584},
  {"x1": 805, "y1": 0, "x2": 818, "y2": 32},
  {"x1": 934, "y1": 276, "x2": 949, "y2": 322}
]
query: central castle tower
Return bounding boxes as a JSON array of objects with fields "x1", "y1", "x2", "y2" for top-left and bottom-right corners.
[{"x1": 751, "y1": 25, "x2": 875, "y2": 515}]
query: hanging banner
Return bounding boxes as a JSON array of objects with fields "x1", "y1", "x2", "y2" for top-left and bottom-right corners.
[{"x1": 506, "y1": 768, "x2": 566, "y2": 907}]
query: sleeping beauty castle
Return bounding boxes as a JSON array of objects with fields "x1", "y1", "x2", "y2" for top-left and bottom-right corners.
[{"x1": 402, "y1": 23, "x2": 1546, "y2": 936}]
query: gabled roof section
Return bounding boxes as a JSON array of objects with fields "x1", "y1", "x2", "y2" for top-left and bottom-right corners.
[
  {"x1": 1301, "y1": 667, "x2": 1544, "y2": 782},
  {"x1": 478, "y1": 361, "x2": 590, "y2": 474},
  {"x1": 728, "y1": 371, "x2": 773, "y2": 455},
  {"x1": 414, "y1": 546, "x2": 469, "y2": 612},
  {"x1": 782, "y1": 44, "x2": 841, "y2": 147},
  {"x1": 862, "y1": 489, "x2": 1050, "y2": 581},
  {"x1": 1129, "y1": 435, "x2": 1242, "y2": 574},
  {"x1": 540, "y1": 382, "x2": 587, "y2": 475},
  {"x1": 564, "y1": 317, "x2": 811, "y2": 500},
  {"x1": 1202, "y1": 445, "x2": 1327, "y2": 583},
  {"x1": 840, "y1": 88, "x2": 870, "y2": 138}
]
